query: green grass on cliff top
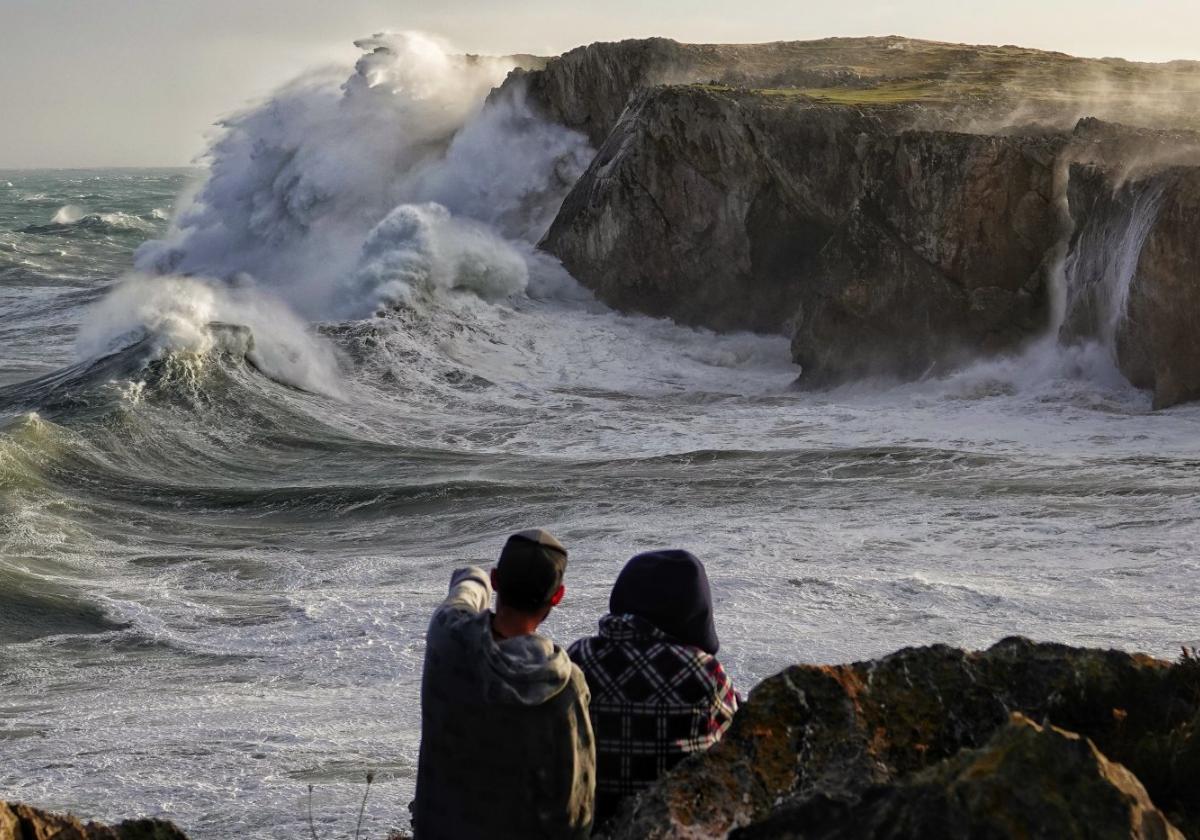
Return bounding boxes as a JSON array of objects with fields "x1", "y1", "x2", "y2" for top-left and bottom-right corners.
[
  {"x1": 683, "y1": 38, "x2": 1200, "y2": 124},
  {"x1": 693, "y1": 80, "x2": 991, "y2": 105}
]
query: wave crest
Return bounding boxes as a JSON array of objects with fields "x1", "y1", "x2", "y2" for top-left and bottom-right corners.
[{"x1": 76, "y1": 275, "x2": 345, "y2": 397}]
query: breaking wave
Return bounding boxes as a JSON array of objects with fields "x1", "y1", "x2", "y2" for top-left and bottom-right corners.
[
  {"x1": 20, "y1": 205, "x2": 158, "y2": 236},
  {"x1": 131, "y1": 31, "x2": 591, "y2": 325},
  {"x1": 76, "y1": 274, "x2": 345, "y2": 396}
]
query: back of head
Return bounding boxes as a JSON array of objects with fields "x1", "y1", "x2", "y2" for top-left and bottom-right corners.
[
  {"x1": 496, "y1": 529, "x2": 568, "y2": 613},
  {"x1": 609, "y1": 549, "x2": 720, "y2": 654}
]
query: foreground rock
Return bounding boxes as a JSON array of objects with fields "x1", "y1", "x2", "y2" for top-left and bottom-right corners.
[
  {"x1": 601, "y1": 638, "x2": 1200, "y2": 839},
  {"x1": 0, "y1": 801, "x2": 188, "y2": 840},
  {"x1": 733, "y1": 714, "x2": 1183, "y2": 840}
]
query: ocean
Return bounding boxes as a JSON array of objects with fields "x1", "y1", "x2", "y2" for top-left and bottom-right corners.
[{"x1": 2, "y1": 33, "x2": 1199, "y2": 839}]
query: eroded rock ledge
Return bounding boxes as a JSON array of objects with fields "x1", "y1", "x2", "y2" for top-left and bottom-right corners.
[{"x1": 600, "y1": 637, "x2": 1200, "y2": 839}]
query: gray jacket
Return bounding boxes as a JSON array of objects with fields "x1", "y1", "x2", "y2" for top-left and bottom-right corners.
[{"x1": 413, "y1": 567, "x2": 595, "y2": 839}]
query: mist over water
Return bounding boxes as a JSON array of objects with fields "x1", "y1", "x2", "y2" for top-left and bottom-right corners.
[{"x1": 2, "y1": 32, "x2": 1200, "y2": 840}]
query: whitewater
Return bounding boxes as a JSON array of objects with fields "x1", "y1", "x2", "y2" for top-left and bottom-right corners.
[{"x1": 1, "y1": 32, "x2": 1198, "y2": 839}]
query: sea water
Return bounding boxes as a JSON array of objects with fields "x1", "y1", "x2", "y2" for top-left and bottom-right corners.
[{"x1": 1, "y1": 33, "x2": 1198, "y2": 839}]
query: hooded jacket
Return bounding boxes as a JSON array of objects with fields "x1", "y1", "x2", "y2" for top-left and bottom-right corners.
[
  {"x1": 568, "y1": 551, "x2": 736, "y2": 828},
  {"x1": 413, "y1": 567, "x2": 595, "y2": 839}
]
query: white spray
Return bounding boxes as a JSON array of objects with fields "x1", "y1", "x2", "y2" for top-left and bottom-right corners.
[
  {"x1": 76, "y1": 275, "x2": 346, "y2": 397},
  {"x1": 80, "y1": 31, "x2": 593, "y2": 393},
  {"x1": 1058, "y1": 178, "x2": 1166, "y2": 356},
  {"x1": 132, "y1": 31, "x2": 591, "y2": 321}
]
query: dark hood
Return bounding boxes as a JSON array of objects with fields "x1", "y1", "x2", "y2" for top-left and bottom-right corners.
[{"x1": 608, "y1": 549, "x2": 719, "y2": 654}]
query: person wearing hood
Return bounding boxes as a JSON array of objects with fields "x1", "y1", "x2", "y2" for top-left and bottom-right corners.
[
  {"x1": 412, "y1": 530, "x2": 595, "y2": 839},
  {"x1": 568, "y1": 550, "x2": 739, "y2": 829}
]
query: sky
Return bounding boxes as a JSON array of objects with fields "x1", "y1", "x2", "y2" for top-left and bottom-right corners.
[{"x1": 2, "y1": 0, "x2": 1200, "y2": 168}]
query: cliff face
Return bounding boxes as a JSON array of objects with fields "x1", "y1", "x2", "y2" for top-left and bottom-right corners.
[
  {"x1": 519, "y1": 37, "x2": 1200, "y2": 404},
  {"x1": 542, "y1": 85, "x2": 1063, "y2": 378},
  {"x1": 543, "y1": 88, "x2": 899, "y2": 333},
  {"x1": 600, "y1": 638, "x2": 1200, "y2": 839},
  {"x1": 793, "y1": 128, "x2": 1061, "y2": 383},
  {"x1": 1121, "y1": 169, "x2": 1200, "y2": 408}
]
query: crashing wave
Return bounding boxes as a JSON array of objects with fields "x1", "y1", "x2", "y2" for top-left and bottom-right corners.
[
  {"x1": 133, "y1": 32, "x2": 589, "y2": 322},
  {"x1": 344, "y1": 203, "x2": 529, "y2": 316},
  {"x1": 66, "y1": 29, "x2": 598, "y2": 412},
  {"x1": 75, "y1": 274, "x2": 345, "y2": 397}
]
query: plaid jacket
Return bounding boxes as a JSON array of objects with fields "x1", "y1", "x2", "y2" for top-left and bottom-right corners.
[{"x1": 568, "y1": 613, "x2": 739, "y2": 825}]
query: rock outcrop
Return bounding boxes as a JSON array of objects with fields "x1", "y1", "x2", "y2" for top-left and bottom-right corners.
[
  {"x1": 542, "y1": 85, "x2": 1063, "y2": 377},
  {"x1": 732, "y1": 714, "x2": 1184, "y2": 840},
  {"x1": 516, "y1": 37, "x2": 1200, "y2": 403},
  {"x1": 600, "y1": 638, "x2": 1200, "y2": 839},
  {"x1": 0, "y1": 801, "x2": 188, "y2": 840},
  {"x1": 503, "y1": 36, "x2": 1200, "y2": 148}
]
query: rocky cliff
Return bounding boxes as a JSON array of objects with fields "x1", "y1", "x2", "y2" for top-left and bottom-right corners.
[
  {"x1": 513, "y1": 37, "x2": 1200, "y2": 404},
  {"x1": 543, "y1": 88, "x2": 904, "y2": 334},
  {"x1": 600, "y1": 638, "x2": 1200, "y2": 839},
  {"x1": 541, "y1": 84, "x2": 1064, "y2": 380},
  {"x1": 793, "y1": 126, "x2": 1062, "y2": 383}
]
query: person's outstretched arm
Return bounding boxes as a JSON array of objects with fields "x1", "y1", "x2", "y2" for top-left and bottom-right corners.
[{"x1": 439, "y1": 566, "x2": 492, "y2": 615}]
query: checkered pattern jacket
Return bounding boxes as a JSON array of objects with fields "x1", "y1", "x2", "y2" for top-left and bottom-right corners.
[{"x1": 568, "y1": 613, "x2": 739, "y2": 825}]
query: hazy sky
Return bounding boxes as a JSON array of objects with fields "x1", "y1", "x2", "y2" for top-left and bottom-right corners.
[{"x1": 3, "y1": 0, "x2": 1200, "y2": 168}]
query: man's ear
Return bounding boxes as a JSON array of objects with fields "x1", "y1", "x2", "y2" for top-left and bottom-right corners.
[{"x1": 549, "y1": 584, "x2": 565, "y2": 607}]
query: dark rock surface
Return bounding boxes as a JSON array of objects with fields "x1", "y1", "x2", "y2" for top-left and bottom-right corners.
[
  {"x1": 732, "y1": 713, "x2": 1184, "y2": 840},
  {"x1": 542, "y1": 84, "x2": 1063, "y2": 377},
  {"x1": 0, "y1": 801, "x2": 188, "y2": 840},
  {"x1": 793, "y1": 128, "x2": 1062, "y2": 383},
  {"x1": 600, "y1": 638, "x2": 1200, "y2": 839},
  {"x1": 1119, "y1": 168, "x2": 1200, "y2": 408},
  {"x1": 543, "y1": 87, "x2": 903, "y2": 334}
]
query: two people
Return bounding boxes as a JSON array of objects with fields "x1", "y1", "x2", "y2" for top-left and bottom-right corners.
[{"x1": 412, "y1": 530, "x2": 738, "y2": 839}]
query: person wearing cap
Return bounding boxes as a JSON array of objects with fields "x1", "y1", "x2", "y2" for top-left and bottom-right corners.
[
  {"x1": 568, "y1": 550, "x2": 738, "y2": 829},
  {"x1": 412, "y1": 529, "x2": 595, "y2": 839}
]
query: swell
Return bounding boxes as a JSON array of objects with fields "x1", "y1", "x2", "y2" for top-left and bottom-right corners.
[
  {"x1": 19, "y1": 212, "x2": 156, "y2": 237},
  {"x1": 0, "y1": 566, "x2": 126, "y2": 643}
]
